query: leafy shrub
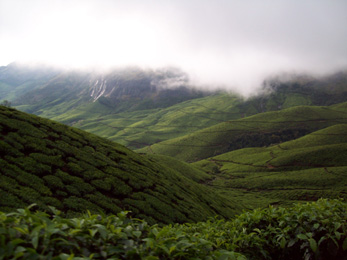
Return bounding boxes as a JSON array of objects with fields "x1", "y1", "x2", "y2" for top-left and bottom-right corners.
[
  {"x1": 0, "y1": 205, "x2": 245, "y2": 260},
  {"x1": 0, "y1": 189, "x2": 25, "y2": 209},
  {"x1": 71, "y1": 182, "x2": 95, "y2": 195},
  {"x1": 41, "y1": 197, "x2": 63, "y2": 208},
  {"x1": 16, "y1": 171, "x2": 51, "y2": 196},
  {"x1": 30, "y1": 153, "x2": 64, "y2": 168},
  {"x1": 111, "y1": 181, "x2": 132, "y2": 196},
  {"x1": 0, "y1": 140, "x2": 21, "y2": 157},
  {"x1": 43, "y1": 175, "x2": 65, "y2": 190},
  {"x1": 11, "y1": 187, "x2": 41, "y2": 204},
  {"x1": 177, "y1": 198, "x2": 347, "y2": 260},
  {"x1": 91, "y1": 179, "x2": 112, "y2": 191},
  {"x1": 85, "y1": 193, "x2": 122, "y2": 213},
  {"x1": 65, "y1": 185, "x2": 81, "y2": 196},
  {"x1": 54, "y1": 170, "x2": 83, "y2": 185},
  {"x1": 63, "y1": 196, "x2": 96, "y2": 212},
  {"x1": 82, "y1": 169, "x2": 105, "y2": 181},
  {"x1": 2, "y1": 199, "x2": 346, "y2": 259},
  {"x1": 2, "y1": 133, "x2": 24, "y2": 151},
  {"x1": 66, "y1": 162, "x2": 84, "y2": 175}
]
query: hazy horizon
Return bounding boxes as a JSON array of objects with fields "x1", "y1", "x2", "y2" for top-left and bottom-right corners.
[{"x1": 1, "y1": 0, "x2": 347, "y2": 95}]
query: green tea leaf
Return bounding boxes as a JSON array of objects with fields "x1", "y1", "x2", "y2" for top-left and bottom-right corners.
[
  {"x1": 280, "y1": 237, "x2": 286, "y2": 249},
  {"x1": 309, "y1": 238, "x2": 317, "y2": 252},
  {"x1": 132, "y1": 231, "x2": 141, "y2": 238},
  {"x1": 334, "y1": 231, "x2": 341, "y2": 240},
  {"x1": 297, "y1": 234, "x2": 307, "y2": 240},
  {"x1": 343, "y1": 237, "x2": 347, "y2": 251},
  {"x1": 288, "y1": 239, "x2": 296, "y2": 247},
  {"x1": 32, "y1": 235, "x2": 39, "y2": 249}
]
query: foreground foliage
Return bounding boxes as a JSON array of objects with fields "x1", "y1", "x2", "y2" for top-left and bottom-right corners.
[{"x1": 1, "y1": 199, "x2": 346, "y2": 259}]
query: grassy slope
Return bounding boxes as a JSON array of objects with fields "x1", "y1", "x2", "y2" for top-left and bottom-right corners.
[
  {"x1": 45, "y1": 93, "x2": 243, "y2": 149},
  {"x1": 0, "y1": 106, "x2": 241, "y2": 224},
  {"x1": 28, "y1": 86, "x2": 341, "y2": 150},
  {"x1": 193, "y1": 124, "x2": 347, "y2": 208},
  {"x1": 141, "y1": 103, "x2": 347, "y2": 162},
  {"x1": 9, "y1": 70, "x2": 347, "y2": 153}
]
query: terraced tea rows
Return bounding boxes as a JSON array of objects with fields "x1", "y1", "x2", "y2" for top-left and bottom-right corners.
[{"x1": 0, "y1": 106, "x2": 239, "y2": 224}]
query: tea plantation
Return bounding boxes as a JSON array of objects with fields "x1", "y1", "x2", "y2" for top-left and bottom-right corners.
[
  {"x1": 0, "y1": 106, "x2": 239, "y2": 224},
  {"x1": 0, "y1": 199, "x2": 346, "y2": 259},
  {"x1": 142, "y1": 103, "x2": 347, "y2": 162}
]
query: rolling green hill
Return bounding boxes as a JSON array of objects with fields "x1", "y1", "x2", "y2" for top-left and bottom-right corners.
[
  {"x1": 1, "y1": 64, "x2": 346, "y2": 152},
  {"x1": 0, "y1": 106, "x2": 241, "y2": 224},
  {"x1": 193, "y1": 124, "x2": 347, "y2": 208},
  {"x1": 141, "y1": 103, "x2": 347, "y2": 162},
  {"x1": 19, "y1": 71, "x2": 347, "y2": 151},
  {"x1": 59, "y1": 93, "x2": 243, "y2": 148}
]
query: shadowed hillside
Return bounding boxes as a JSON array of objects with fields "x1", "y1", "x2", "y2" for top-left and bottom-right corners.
[
  {"x1": 193, "y1": 124, "x2": 347, "y2": 207},
  {"x1": 0, "y1": 106, "x2": 240, "y2": 224},
  {"x1": 141, "y1": 103, "x2": 347, "y2": 162}
]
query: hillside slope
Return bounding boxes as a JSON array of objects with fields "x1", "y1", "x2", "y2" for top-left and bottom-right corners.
[
  {"x1": 0, "y1": 106, "x2": 240, "y2": 224},
  {"x1": 63, "y1": 93, "x2": 243, "y2": 148},
  {"x1": 12, "y1": 67, "x2": 209, "y2": 115},
  {"x1": 0, "y1": 63, "x2": 59, "y2": 101},
  {"x1": 141, "y1": 103, "x2": 347, "y2": 162},
  {"x1": 193, "y1": 124, "x2": 347, "y2": 207},
  {"x1": 18, "y1": 71, "x2": 347, "y2": 150},
  {"x1": 1, "y1": 64, "x2": 347, "y2": 151}
]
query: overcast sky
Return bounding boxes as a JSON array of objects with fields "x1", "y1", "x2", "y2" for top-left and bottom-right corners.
[{"x1": 1, "y1": 0, "x2": 347, "y2": 95}]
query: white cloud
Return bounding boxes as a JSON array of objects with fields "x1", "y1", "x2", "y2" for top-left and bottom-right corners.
[{"x1": 1, "y1": 0, "x2": 347, "y2": 95}]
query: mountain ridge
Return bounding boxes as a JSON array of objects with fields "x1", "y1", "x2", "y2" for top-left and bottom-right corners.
[{"x1": 1, "y1": 64, "x2": 347, "y2": 151}]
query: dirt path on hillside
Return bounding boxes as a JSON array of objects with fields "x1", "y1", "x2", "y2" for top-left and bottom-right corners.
[{"x1": 266, "y1": 151, "x2": 277, "y2": 169}]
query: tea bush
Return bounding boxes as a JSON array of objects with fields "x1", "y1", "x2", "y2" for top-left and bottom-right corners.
[{"x1": 1, "y1": 199, "x2": 345, "y2": 260}]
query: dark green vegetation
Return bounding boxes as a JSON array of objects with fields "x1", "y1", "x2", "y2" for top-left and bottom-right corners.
[
  {"x1": 193, "y1": 123, "x2": 347, "y2": 208},
  {"x1": 0, "y1": 106, "x2": 240, "y2": 224},
  {"x1": 1, "y1": 199, "x2": 346, "y2": 259},
  {"x1": 142, "y1": 103, "x2": 347, "y2": 162}
]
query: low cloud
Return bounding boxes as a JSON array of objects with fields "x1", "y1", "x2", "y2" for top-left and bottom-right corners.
[{"x1": 1, "y1": 0, "x2": 347, "y2": 96}]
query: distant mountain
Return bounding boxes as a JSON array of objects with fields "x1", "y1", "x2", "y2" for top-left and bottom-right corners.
[
  {"x1": 4, "y1": 66, "x2": 210, "y2": 114},
  {"x1": 0, "y1": 62, "x2": 60, "y2": 101},
  {"x1": 1, "y1": 64, "x2": 347, "y2": 151},
  {"x1": 251, "y1": 71, "x2": 347, "y2": 110},
  {"x1": 0, "y1": 106, "x2": 239, "y2": 224}
]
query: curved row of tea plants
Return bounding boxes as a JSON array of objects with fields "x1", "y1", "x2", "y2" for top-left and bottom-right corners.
[{"x1": 1, "y1": 199, "x2": 346, "y2": 260}]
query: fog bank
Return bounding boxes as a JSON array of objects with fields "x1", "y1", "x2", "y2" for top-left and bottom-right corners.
[{"x1": 1, "y1": 0, "x2": 347, "y2": 96}]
